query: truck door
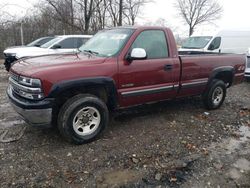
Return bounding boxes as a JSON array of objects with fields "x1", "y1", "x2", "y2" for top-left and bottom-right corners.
[{"x1": 118, "y1": 29, "x2": 179, "y2": 107}]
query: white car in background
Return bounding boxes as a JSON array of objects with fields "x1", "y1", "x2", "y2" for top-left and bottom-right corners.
[
  {"x1": 3, "y1": 35, "x2": 92, "y2": 71},
  {"x1": 6, "y1": 36, "x2": 55, "y2": 49}
]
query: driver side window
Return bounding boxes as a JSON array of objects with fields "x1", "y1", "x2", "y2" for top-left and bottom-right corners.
[{"x1": 131, "y1": 30, "x2": 169, "y2": 59}]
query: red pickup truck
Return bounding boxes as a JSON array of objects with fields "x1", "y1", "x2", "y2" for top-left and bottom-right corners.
[{"x1": 7, "y1": 26, "x2": 246, "y2": 144}]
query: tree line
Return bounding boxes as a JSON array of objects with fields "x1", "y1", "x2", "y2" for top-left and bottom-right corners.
[
  {"x1": 0, "y1": 0, "x2": 150, "y2": 57},
  {"x1": 0, "y1": 0, "x2": 222, "y2": 58}
]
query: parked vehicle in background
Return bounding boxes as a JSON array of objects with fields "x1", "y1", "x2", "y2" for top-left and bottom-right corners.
[
  {"x1": 245, "y1": 48, "x2": 250, "y2": 81},
  {"x1": 3, "y1": 36, "x2": 55, "y2": 71},
  {"x1": 25, "y1": 36, "x2": 55, "y2": 47},
  {"x1": 5, "y1": 36, "x2": 55, "y2": 49},
  {"x1": 179, "y1": 30, "x2": 250, "y2": 54},
  {"x1": 3, "y1": 35, "x2": 92, "y2": 71},
  {"x1": 7, "y1": 26, "x2": 246, "y2": 144}
]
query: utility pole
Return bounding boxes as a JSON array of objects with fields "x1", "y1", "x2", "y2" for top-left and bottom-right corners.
[
  {"x1": 118, "y1": 0, "x2": 123, "y2": 26},
  {"x1": 20, "y1": 22, "x2": 24, "y2": 45}
]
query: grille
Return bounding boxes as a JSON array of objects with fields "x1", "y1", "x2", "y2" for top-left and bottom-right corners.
[
  {"x1": 9, "y1": 72, "x2": 19, "y2": 82},
  {"x1": 11, "y1": 85, "x2": 21, "y2": 96}
]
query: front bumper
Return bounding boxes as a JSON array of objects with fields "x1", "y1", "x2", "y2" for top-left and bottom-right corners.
[
  {"x1": 7, "y1": 86, "x2": 54, "y2": 127},
  {"x1": 245, "y1": 68, "x2": 250, "y2": 78}
]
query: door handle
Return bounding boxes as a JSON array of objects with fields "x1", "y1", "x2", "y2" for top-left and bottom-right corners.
[{"x1": 164, "y1": 64, "x2": 173, "y2": 71}]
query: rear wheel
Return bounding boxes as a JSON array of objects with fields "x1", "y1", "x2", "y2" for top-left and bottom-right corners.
[
  {"x1": 203, "y1": 79, "x2": 226, "y2": 110},
  {"x1": 57, "y1": 94, "x2": 109, "y2": 144}
]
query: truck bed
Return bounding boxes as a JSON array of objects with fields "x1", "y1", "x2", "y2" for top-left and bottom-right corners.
[{"x1": 177, "y1": 53, "x2": 246, "y2": 97}]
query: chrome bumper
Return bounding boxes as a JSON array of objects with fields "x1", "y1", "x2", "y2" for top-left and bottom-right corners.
[
  {"x1": 10, "y1": 102, "x2": 52, "y2": 126},
  {"x1": 7, "y1": 86, "x2": 53, "y2": 127},
  {"x1": 245, "y1": 68, "x2": 250, "y2": 78}
]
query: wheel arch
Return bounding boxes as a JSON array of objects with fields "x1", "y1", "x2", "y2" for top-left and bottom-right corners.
[
  {"x1": 208, "y1": 66, "x2": 235, "y2": 88},
  {"x1": 48, "y1": 77, "x2": 118, "y2": 110}
]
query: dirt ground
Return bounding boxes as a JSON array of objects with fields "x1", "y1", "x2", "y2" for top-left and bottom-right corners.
[{"x1": 0, "y1": 62, "x2": 250, "y2": 188}]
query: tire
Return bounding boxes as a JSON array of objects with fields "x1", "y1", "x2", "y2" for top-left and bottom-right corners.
[
  {"x1": 57, "y1": 94, "x2": 109, "y2": 144},
  {"x1": 202, "y1": 79, "x2": 226, "y2": 110}
]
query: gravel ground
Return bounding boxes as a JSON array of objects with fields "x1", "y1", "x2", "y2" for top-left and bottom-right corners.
[{"x1": 0, "y1": 62, "x2": 250, "y2": 188}]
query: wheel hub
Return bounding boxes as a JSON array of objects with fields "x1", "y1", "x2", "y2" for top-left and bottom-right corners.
[
  {"x1": 212, "y1": 87, "x2": 223, "y2": 106},
  {"x1": 80, "y1": 115, "x2": 90, "y2": 124},
  {"x1": 72, "y1": 107, "x2": 101, "y2": 136}
]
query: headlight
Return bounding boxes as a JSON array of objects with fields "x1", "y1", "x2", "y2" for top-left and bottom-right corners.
[
  {"x1": 9, "y1": 74, "x2": 44, "y2": 100},
  {"x1": 19, "y1": 76, "x2": 42, "y2": 87},
  {"x1": 4, "y1": 53, "x2": 16, "y2": 57}
]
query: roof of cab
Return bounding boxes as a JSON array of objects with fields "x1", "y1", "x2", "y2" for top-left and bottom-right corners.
[
  {"x1": 55, "y1": 35, "x2": 93, "y2": 38},
  {"x1": 106, "y1": 25, "x2": 170, "y2": 30}
]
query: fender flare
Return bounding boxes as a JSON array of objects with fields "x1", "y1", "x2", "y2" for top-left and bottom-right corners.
[
  {"x1": 207, "y1": 66, "x2": 235, "y2": 87},
  {"x1": 48, "y1": 77, "x2": 118, "y2": 109}
]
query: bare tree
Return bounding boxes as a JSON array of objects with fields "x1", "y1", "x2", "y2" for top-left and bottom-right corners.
[
  {"x1": 76, "y1": 0, "x2": 95, "y2": 33},
  {"x1": 0, "y1": 3, "x2": 19, "y2": 25},
  {"x1": 107, "y1": 0, "x2": 120, "y2": 26},
  {"x1": 43, "y1": 0, "x2": 81, "y2": 33},
  {"x1": 0, "y1": 0, "x2": 152, "y2": 57},
  {"x1": 91, "y1": 0, "x2": 109, "y2": 30},
  {"x1": 176, "y1": 0, "x2": 223, "y2": 36},
  {"x1": 107, "y1": 0, "x2": 151, "y2": 26},
  {"x1": 123, "y1": 0, "x2": 149, "y2": 25}
]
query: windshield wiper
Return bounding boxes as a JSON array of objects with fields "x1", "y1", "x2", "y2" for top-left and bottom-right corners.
[{"x1": 83, "y1": 49, "x2": 99, "y2": 55}]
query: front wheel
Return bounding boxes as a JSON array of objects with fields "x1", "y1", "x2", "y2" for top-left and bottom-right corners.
[
  {"x1": 203, "y1": 79, "x2": 226, "y2": 110},
  {"x1": 57, "y1": 94, "x2": 109, "y2": 144}
]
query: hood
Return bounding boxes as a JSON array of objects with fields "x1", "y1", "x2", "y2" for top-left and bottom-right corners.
[
  {"x1": 4, "y1": 46, "x2": 26, "y2": 54},
  {"x1": 4, "y1": 46, "x2": 46, "y2": 57},
  {"x1": 11, "y1": 53, "x2": 107, "y2": 76}
]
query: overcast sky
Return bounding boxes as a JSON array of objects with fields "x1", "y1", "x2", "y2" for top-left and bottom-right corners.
[
  {"x1": 140, "y1": 0, "x2": 250, "y2": 36},
  {"x1": 1, "y1": 0, "x2": 250, "y2": 37}
]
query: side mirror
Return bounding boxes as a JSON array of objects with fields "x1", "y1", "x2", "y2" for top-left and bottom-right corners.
[
  {"x1": 127, "y1": 48, "x2": 147, "y2": 62},
  {"x1": 51, "y1": 44, "x2": 61, "y2": 49},
  {"x1": 131, "y1": 48, "x2": 147, "y2": 59}
]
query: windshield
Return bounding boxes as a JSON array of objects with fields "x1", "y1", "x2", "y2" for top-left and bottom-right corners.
[
  {"x1": 79, "y1": 28, "x2": 134, "y2": 57},
  {"x1": 27, "y1": 37, "x2": 54, "y2": 47},
  {"x1": 182, "y1": 36, "x2": 212, "y2": 49},
  {"x1": 40, "y1": 37, "x2": 62, "y2": 48},
  {"x1": 27, "y1": 38, "x2": 43, "y2": 47}
]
